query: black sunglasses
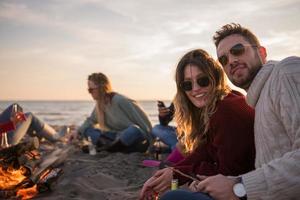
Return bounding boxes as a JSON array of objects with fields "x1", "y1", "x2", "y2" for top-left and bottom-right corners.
[
  {"x1": 180, "y1": 76, "x2": 210, "y2": 91},
  {"x1": 218, "y1": 43, "x2": 253, "y2": 66}
]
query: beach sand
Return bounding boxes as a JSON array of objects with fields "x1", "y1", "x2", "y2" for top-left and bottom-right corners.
[{"x1": 35, "y1": 146, "x2": 157, "y2": 200}]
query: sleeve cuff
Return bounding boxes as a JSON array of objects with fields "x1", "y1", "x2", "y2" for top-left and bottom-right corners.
[{"x1": 242, "y1": 168, "x2": 267, "y2": 199}]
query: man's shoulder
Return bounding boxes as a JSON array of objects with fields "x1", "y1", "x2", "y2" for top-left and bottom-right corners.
[
  {"x1": 261, "y1": 56, "x2": 300, "y2": 103},
  {"x1": 272, "y1": 56, "x2": 300, "y2": 75}
]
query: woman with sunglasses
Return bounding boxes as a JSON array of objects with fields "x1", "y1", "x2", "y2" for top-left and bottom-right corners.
[
  {"x1": 72, "y1": 72, "x2": 152, "y2": 153},
  {"x1": 139, "y1": 49, "x2": 255, "y2": 200}
]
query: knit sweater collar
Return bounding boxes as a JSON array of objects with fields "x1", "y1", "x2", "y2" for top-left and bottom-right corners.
[{"x1": 246, "y1": 61, "x2": 277, "y2": 107}]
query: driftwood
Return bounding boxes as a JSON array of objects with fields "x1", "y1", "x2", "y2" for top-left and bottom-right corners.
[
  {"x1": 0, "y1": 137, "x2": 39, "y2": 157},
  {"x1": 36, "y1": 167, "x2": 63, "y2": 193},
  {"x1": 0, "y1": 137, "x2": 39, "y2": 168},
  {"x1": 30, "y1": 145, "x2": 73, "y2": 183}
]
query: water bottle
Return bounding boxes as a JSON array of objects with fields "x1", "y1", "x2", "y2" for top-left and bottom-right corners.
[
  {"x1": 1, "y1": 132, "x2": 10, "y2": 148},
  {"x1": 87, "y1": 136, "x2": 96, "y2": 155},
  {"x1": 153, "y1": 137, "x2": 162, "y2": 160},
  {"x1": 171, "y1": 179, "x2": 178, "y2": 190}
]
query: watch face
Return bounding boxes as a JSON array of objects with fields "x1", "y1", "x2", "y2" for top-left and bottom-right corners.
[{"x1": 233, "y1": 183, "x2": 246, "y2": 197}]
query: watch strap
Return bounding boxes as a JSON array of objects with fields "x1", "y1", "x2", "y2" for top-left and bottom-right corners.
[{"x1": 234, "y1": 177, "x2": 247, "y2": 200}]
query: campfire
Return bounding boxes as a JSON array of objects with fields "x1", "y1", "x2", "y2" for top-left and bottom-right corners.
[
  {"x1": 0, "y1": 165, "x2": 37, "y2": 199},
  {"x1": 0, "y1": 137, "x2": 66, "y2": 199}
]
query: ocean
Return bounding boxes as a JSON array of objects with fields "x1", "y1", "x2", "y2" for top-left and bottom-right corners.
[{"x1": 0, "y1": 100, "x2": 172, "y2": 126}]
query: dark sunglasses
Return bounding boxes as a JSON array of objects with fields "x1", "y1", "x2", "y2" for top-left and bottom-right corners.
[
  {"x1": 180, "y1": 76, "x2": 210, "y2": 91},
  {"x1": 218, "y1": 43, "x2": 254, "y2": 66},
  {"x1": 88, "y1": 87, "x2": 99, "y2": 93}
]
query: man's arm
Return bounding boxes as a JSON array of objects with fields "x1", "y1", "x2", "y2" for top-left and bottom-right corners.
[{"x1": 242, "y1": 57, "x2": 300, "y2": 199}]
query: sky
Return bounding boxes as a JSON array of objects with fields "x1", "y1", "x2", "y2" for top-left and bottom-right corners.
[{"x1": 0, "y1": 0, "x2": 299, "y2": 101}]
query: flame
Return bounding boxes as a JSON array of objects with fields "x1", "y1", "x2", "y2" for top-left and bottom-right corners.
[
  {"x1": 17, "y1": 185, "x2": 38, "y2": 200},
  {"x1": 0, "y1": 166, "x2": 38, "y2": 199},
  {"x1": 0, "y1": 166, "x2": 27, "y2": 190}
]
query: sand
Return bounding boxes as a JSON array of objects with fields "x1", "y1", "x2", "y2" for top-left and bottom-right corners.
[{"x1": 35, "y1": 147, "x2": 157, "y2": 200}]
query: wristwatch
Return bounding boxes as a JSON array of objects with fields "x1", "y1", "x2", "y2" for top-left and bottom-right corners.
[{"x1": 233, "y1": 177, "x2": 247, "y2": 200}]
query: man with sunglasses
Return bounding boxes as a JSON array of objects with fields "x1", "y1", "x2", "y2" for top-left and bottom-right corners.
[{"x1": 191, "y1": 23, "x2": 300, "y2": 200}]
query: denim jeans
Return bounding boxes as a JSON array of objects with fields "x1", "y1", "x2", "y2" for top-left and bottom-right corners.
[
  {"x1": 83, "y1": 125, "x2": 146, "y2": 146},
  {"x1": 151, "y1": 124, "x2": 177, "y2": 150},
  {"x1": 160, "y1": 190, "x2": 213, "y2": 200}
]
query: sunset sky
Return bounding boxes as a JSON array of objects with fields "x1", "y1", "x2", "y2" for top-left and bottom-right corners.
[{"x1": 1, "y1": 0, "x2": 299, "y2": 100}]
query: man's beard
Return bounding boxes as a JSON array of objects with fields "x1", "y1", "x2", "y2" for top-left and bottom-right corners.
[
  {"x1": 235, "y1": 64, "x2": 262, "y2": 90},
  {"x1": 234, "y1": 52, "x2": 264, "y2": 90}
]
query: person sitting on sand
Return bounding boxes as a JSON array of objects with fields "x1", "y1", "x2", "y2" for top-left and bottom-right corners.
[
  {"x1": 150, "y1": 100, "x2": 202, "y2": 166},
  {"x1": 139, "y1": 49, "x2": 256, "y2": 199},
  {"x1": 148, "y1": 100, "x2": 186, "y2": 165},
  {"x1": 152, "y1": 100, "x2": 177, "y2": 151},
  {"x1": 145, "y1": 100, "x2": 186, "y2": 166},
  {"x1": 71, "y1": 72, "x2": 152, "y2": 153},
  {"x1": 0, "y1": 103, "x2": 67, "y2": 146}
]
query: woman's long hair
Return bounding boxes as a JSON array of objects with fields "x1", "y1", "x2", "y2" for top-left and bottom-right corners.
[
  {"x1": 174, "y1": 49, "x2": 231, "y2": 152},
  {"x1": 88, "y1": 73, "x2": 113, "y2": 130}
]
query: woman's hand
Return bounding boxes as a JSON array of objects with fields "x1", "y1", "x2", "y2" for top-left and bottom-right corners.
[
  {"x1": 139, "y1": 168, "x2": 173, "y2": 199},
  {"x1": 139, "y1": 176, "x2": 158, "y2": 200},
  {"x1": 158, "y1": 107, "x2": 170, "y2": 117}
]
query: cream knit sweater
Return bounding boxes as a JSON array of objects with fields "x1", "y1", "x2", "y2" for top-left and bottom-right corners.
[{"x1": 242, "y1": 56, "x2": 300, "y2": 200}]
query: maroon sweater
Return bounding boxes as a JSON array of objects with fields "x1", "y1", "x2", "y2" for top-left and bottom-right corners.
[{"x1": 174, "y1": 91, "x2": 255, "y2": 185}]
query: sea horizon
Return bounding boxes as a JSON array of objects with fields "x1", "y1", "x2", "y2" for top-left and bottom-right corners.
[
  {"x1": 0, "y1": 99, "x2": 172, "y2": 102},
  {"x1": 0, "y1": 100, "x2": 173, "y2": 127}
]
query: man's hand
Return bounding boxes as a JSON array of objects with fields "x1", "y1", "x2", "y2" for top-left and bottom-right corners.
[
  {"x1": 192, "y1": 174, "x2": 239, "y2": 200},
  {"x1": 139, "y1": 168, "x2": 173, "y2": 199}
]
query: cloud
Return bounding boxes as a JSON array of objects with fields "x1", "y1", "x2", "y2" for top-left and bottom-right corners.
[
  {"x1": 0, "y1": 0, "x2": 299, "y2": 100},
  {"x1": 262, "y1": 30, "x2": 300, "y2": 59}
]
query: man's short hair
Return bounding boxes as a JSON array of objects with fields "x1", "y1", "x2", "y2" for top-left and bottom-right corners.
[{"x1": 213, "y1": 23, "x2": 261, "y2": 47}]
